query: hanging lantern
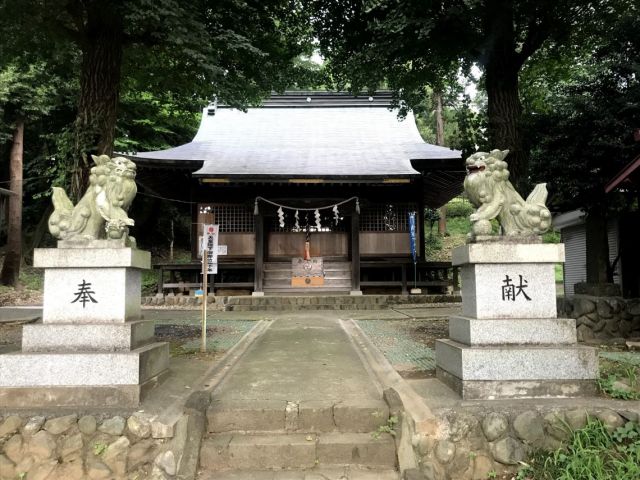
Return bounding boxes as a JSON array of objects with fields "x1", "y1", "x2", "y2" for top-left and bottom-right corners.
[{"x1": 278, "y1": 206, "x2": 285, "y2": 228}]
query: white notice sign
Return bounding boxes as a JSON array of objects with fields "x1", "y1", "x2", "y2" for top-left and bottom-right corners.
[{"x1": 202, "y1": 224, "x2": 219, "y2": 274}]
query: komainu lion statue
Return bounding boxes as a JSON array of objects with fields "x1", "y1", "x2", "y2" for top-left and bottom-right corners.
[
  {"x1": 464, "y1": 149, "x2": 551, "y2": 239},
  {"x1": 48, "y1": 155, "x2": 137, "y2": 245}
]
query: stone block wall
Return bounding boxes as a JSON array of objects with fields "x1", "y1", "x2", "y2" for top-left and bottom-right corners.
[
  {"x1": 0, "y1": 413, "x2": 176, "y2": 480},
  {"x1": 412, "y1": 405, "x2": 639, "y2": 480},
  {"x1": 559, "y1": 296, "x2": 640, "y2": 341}
]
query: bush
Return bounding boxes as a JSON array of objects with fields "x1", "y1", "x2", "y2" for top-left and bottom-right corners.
[{"x1": 445, "y1": 197, "x2": 474, "y2": 218}]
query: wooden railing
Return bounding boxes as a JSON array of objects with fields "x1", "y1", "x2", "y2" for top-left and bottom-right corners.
[{"x1": 154, "y1": 259, "x2": 458, "y2": 295}]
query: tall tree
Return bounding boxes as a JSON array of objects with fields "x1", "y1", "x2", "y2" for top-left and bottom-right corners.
[
  {"x1": 525, "y1": 0, "x2": 640, "y2": 282},
  {"x1": 0, "y1": 63, "x2": 61, "y2": 286},
  {"x1": 312, "y1": 0, "x2": 595, "y2": 185},
  {"x1": 2, "y1": 0, "x2": 312, "y2": 198}
]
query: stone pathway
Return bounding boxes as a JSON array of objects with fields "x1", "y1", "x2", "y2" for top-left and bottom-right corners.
[{"x1": 199, "y1": 312, "x2": 398, "y2": 478}]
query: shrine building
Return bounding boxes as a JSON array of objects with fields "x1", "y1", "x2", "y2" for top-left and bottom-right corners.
[{"x1": 129, "y1": 92, "x2": 464, "y2": 295}]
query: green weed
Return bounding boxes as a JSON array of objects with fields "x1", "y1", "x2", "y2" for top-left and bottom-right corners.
[
  {"x1": 598, "y1": 358, "x2": 640, "y2": 400},
  {"x1": 93, "y1": 442, "x2": 108, "y2": 456},
  {"x1": 372, "y1": 415, "x2": 398, "y2": 439},
  {"x1": 517, "y1": 419, "x2": 640, "y2": 479}
]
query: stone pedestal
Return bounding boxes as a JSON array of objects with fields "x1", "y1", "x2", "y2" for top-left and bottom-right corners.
[
  {"x1": 0, "y1": 246, "x2": 169, "y2": 408},
  {"x1": 435, "y1": 242, "x2": 599, "y2": 399}
]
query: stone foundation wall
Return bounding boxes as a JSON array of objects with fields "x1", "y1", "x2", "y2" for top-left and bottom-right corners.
[
  {"x1": 558, "y1": 296, "x2": 640, "y2": 341},
  {"x1": 412, "y1": 405, "x2": 640, "y2": 480},
  {"x1": 0, "y1": 413, "x2": 177, "y2": 480},
  {"x1": 142, "y1": 294, "x2": 227, "y2": 309}
]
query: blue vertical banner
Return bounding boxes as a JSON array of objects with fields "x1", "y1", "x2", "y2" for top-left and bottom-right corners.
[{"x1": 408, "y1": 212, "x2": 417, "y2": 264}]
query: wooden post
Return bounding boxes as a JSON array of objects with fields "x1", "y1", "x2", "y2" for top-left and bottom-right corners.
[
  {"x1": 157, "y1": 266, "x2": 164, "y2": 295},
  {"x1": 351, "y1": 212, "x2": 360, "y2": 292},
  {"x1": 401, "y1": 263, "x2": 408, "y2": 295},
  {"x1": 254, "y1": 213, "x2": 264, "y2": 293},
  {"x1": 201, "y1": 249, "x2": 208, "y2": 353}
]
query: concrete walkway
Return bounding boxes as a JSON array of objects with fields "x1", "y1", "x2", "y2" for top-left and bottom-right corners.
[
  {"x1": 200, "y1": 312, "x2": 398, "y2": 478},
  {"x1": 211, "y1": 313, "x2": 381, "y2": 404}
]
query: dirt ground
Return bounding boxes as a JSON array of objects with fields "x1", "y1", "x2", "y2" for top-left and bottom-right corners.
[
  {"x1": 407, "y1": 318, "x2": 449, "y2": 348},
  {"x1": 0, "y1": 323, "x2": 22, "y2": 353}
]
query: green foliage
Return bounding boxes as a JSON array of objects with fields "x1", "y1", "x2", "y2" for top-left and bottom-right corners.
[
  {"x1": 525, "y1": 0, "x2": 640, "y2": 215},
  {"x1": 542, "y1": 230, "x2": 561, "y2": 244},
  {"x1": 19, "y1": 267, "x2": 44, "y2": 291},
  {"x1": 517, "y1": 419, "x2": 640, "y2": 479},
  {"x1": 372, "y1": 415, "x2": 398, "y2": 439},
  {"x1": 598, "y1": 358, "x2": 640, "y2": 400},
  {"x1": 424, "y1": 234, "x2": 442, "y2": 260},
  {"x1": 141, "y1": 270, "x2": 159, "y2": 297},
  {"x1": 93, "y1": 442, "x2": 108, "y2": 456},
  {"x1": 445, "y1": 198, "x2": 474, "y2": 218},
  {"x1": 424, "y1": 208, "x2": 440, "y2": 237},
  {"x1": 446, "y1": 217, "x2": 472, "y2": 236}
]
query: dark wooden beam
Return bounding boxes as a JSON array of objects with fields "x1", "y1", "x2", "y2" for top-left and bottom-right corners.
[
  {"x1": 351, "y1": 213, "x2": 360, "y2": 292},
  {"x1": 254, "y1": 213, "x2": 264, "y2": 293}
]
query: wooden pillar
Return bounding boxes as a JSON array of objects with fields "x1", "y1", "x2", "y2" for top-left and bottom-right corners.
[
  {"x1": 254, "y1": 213, "x2": 264, "y2": 293},
  {"x1": 401, "y1": 263, "x2": 408, "y2": 295},
  {"x1": 351, "y1": 212, "x2": 361, "y2": 292},
  {"x1": 418, "y1": 186, "x2": 426, "y2": 261}
]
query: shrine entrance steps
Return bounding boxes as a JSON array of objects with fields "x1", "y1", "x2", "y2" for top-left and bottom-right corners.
[
  {"x1": 224, "y1": 293, "x2": 459, "y2": 311},
  {"x1": 197, "y1": 314, "x2": 399, "y2": 479},
  {"x1": 263, "y1": 261, "x2": 352, "y2": 293}
]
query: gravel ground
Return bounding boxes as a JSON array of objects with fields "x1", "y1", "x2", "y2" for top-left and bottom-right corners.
[
  {"x1": 0, "y1": 319, "x2": 257, "y2": 358},
  {"x1": 358, "y1": 318, "x2": 448, "y2": 378}
]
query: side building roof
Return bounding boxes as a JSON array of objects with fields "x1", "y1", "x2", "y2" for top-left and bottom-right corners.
[{"x1": 130, "y1": 92, "x2": 462, "y2": 183}]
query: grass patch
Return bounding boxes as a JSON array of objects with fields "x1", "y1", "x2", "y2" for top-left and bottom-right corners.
[
  {"x1": 19, "y1": 265, "x2": 44, "y2": 291},
  {"x1": 517, "y1": 419, "x2": 640, "y2": 480},
  {"x1": 446, "y1": 216, "x2": 472, "y2": 236},
  {"x1": 555, "y1": 264, "x2": 563, "y2": 283},
  {"x1": 598, "y1": 355, "x2": 640, "y2": 400}
]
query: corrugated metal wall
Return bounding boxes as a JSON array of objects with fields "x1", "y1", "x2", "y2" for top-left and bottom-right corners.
[
  {"x1": 607, "y1": 219, "x2": 622, "y2": 286},
  {"x1": 562, "y1": 220, "x2": 621, "y2": 295},
  {"x1": 562, "y1": 226, "x2": 587, "y2": 295}
]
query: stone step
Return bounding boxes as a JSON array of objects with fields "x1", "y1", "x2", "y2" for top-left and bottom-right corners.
[
  {"x1": 197, "y1": 467, "x2": 400, "y2": 480},
  {"x1": 264, "y1": 265, "x2": 352, "y2": 271},
  {"x1": 21, "y1": 319, "x2": 155, "y2": 352},
  {"x1": 207, "y1": 399, "x2": 389, "y2": 434},
  {"x1": 227, "y1": 303, "x2": 389, "y2": 311},
  {"x1": 200, "y1": 433, "x2": 397, "y2": 470},
  {"x1": 435, "y1": 339, "x2": 599, "y2": 381},
  {"x1": 449, "y1": 316, "x2": 578, "y2": 346},
  {"x1": 224, "y1": 294, "x2": 460, "y2": 310},
  {"x1": 264, "y1": 272, "x2": 351, "y2": 279},
  {"x1": 263, "y1": 281, "x2": 352, "y2": 290}
]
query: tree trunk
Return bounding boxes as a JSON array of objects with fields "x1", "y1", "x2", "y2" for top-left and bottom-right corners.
[
  {"x1": 585, "y1": 212, "x2": 610, "y2": 284},
  {"x1": 1, "y1": 118, "x2": 24, "y2": 287},
  {"x1": 434, "y1": 91, "x2": 445, "y2": 146},
  {"x1": 433, "y1": 91, "x2": 447, "y2": 234},
  {"x1": 483, "y1": 1, "x2": 527, "y2": 188},
  {"x1": 71, "y1": 2, "x2": 124, "y2": 200}
]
